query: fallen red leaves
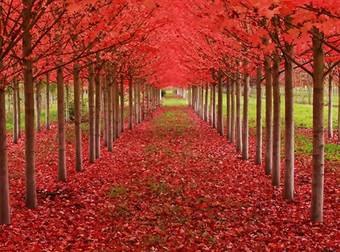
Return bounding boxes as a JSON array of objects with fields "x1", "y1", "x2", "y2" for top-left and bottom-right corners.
[{"x1": 0, "y1": 107, "x2": 338, "y2": 251}]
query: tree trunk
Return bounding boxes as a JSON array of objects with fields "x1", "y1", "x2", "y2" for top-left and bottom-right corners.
[
  {"x1": 284, "y1": 43, "x2": 294, "y2": 201},
  {"x1": 107, "y1": 80, "x2": 113, "y2": 151},
  {"x1": 217, "y1": 72, "x2": 223, "y2": 135},
  {"x1": 120, "y1": 74, "x2": 124, "y2": 133},
  {"x1": 46, "y1": 73, "x2": 50, "y2": 130},
  {"x1": 95, "y1": 56, "x2": 101, "y2": 159},
  {"x1": 265, "y1": 57, "x2": 273, "y2": 175},
  {"x1": 255, "y1": 67, "x2": 262, "y2": 165},
  {"x1": 272, "y1": 52, "x2": 281, "y2": 187},
  {"x1": 114, "y1": 79, "x2": 119, "y2": 139},
  {"x1": 13, "y1": 80, "x2": 19, "y2": 144},
  {"x1": 212, "y1": 84, "x2": 216, "y2": 128},
  {"x1": 204, "y1": 84, "x2": 208, "y2": 121},
  {"x1": 311, "y1": 28, "x2": 325, "y2": 222},
  {"x1": 65, "y1": 85, "x2": 69, "y2": 122},
  {"x1": 226, "y1": 78, "x2": 231, "y2": 141},
  {"x1": 23, "y1": 0, "x2": 37, "y2": 209},
  {"x1": 88, "y1": 63, "x2": 95, "y2": 163},
  {"x1": 236, "y1": 72, "x2": 242, "y2": 152},
  {"x1": 128, "y1": 74, "x2": 133, "y2": 130},
  {"x1": 231, "y1": 77, "x2": 235, "y2": 143},
  {"x1": 17, "y1": 81, "x2": 21, "y2": 138},
  {"x1": 0, "y1": 86, "x2": 10, "y2": 224},
  {"x1": 103, "y1": 76, "x2": 108, "y2": 147},
  {"x1": 328, "y1": 74, "x2": 333, "y2": 138},
  {"x1": 338, "y1": 73, "x2": 340, "y2": 143},
  {"x1": 35, "y1": 82, "x2": 41, "y2": 132},
  {"x1": 57, "y1": 67, "x2": 66, "y2": 182},
  {"x1": 73, "y1": 63, "x2": 82, "y2": 172},
  {"x1": 242, "y1": 72, "x2": 249, "y2": 160}
]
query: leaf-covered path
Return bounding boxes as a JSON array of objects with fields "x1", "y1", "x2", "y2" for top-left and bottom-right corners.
[{"x1": 0, "y1": 106, "x2": 338, "y2": 251}]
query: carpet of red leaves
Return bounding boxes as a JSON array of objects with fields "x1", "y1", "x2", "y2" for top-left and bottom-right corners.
[{"x1": 0, "y1": 106, "x2": 338, "y2": 251}]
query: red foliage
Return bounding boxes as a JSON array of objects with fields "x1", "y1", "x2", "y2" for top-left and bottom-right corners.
[{"x1": 0, "y1": 107, "x2": 337, "y2": 250}]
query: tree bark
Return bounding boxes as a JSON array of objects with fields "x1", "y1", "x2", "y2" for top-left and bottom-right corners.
[
  {"x1": 236, "y1": 72, "x2": 242, "y2": 152},
  {"x1": 65, "y1": 85, "x2": 69, "y2": 122},
  {"x1": 103, "y1": 75, "x2": 108, "y2": 147},
  {"x1": 226, "y1": 77, "x2": 231, "y2": 141},
  {"x1": 311, "y1": 28, "x2": 325, "y2": 222},
  {"x1": 95, "y1": 55, "x2": 101, "y2": 159},
  {"x1": 217, "y1": 72, "x2": 223, "y2": 135},
  {"x1": 88, "y1": 63, "x2": 96, "y2": 163},
  {"x1": 0, "y1": 86, "x2": 10, "y2": 224},
  {"x1": 107, "y1": 78, "x2": 113, "y2": 152},
  {"x1": 265, "y1": 57, "x2": 273, "y2": 175},
  {"x1": 17, "y1": 81, "x2": 21, "y2": 139},
  {"x1": 120, "y1": 74, "x2": 124, "y2": 133},
  {"x1": 35, "y1": 82, "x2": 41, "y2": 132},
  {"x1": 57, "y1": 66, "x2": 66, "y2": 182},
  {"x1": 73, "y1": 63, "x2": 82, "y2": 172},
  {"x1": 328, "y1": 74, "x2": 333, "y2": 138},
  {"x1": 23, "y1": 0, "x2": 37, "y2": 209},
  {"x1": 204, "y1": 84, "x2": 208, "y2": 122},
  {"x1": 272, "y1": 52, "x2": 281, "y2": 187},
  {"x1": 338, "y1": 73, "x2": 340, "y2": 143},
  {"x1": 13, "y1": 80, "x2": 19, "y2": 144},
  {"x1": 242, "y1": 72, "x2": 249, "y2": 160},
  {"x1": 255, "y1": 67, "x2": 262, "y2": 165},
  {"x1": 46, "y1": 73, "x2": 50, "y2": 130},
  {"x1": 212, "y1": 84, "x2": 216, "y2": 128},
  {"x1": 284, "y1": 43, "x2": 294, "y2": 201},
  {"x1": 231, "y1": 77, "x2": 235, "y2": 143},
  {"x1": 128, "y1": 74, "x2": 133, "y2": 130},
  {"x1": 114, "y1": 79, "x2": 119, "y2": 139}
]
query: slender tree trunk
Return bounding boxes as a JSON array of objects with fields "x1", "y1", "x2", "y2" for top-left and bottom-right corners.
[
  {"x1": 114, "y1": 79, "x2": 119, "y2": 139},
  {"x1": 88, "y1": 63, "x2": 95, "y2": 163},
  {"x1": 95, "y1": 56, "x2": 101, "y2": 159},
  {"x1": 65, "y1": 85, "x2": 69, "y2": 122},
  {"x1": 17, "y1": 82, "x2": 21, "y2": 138},
  {"x1": 204, "y1": 84, "x2": 208, "y2": 121},
  {"x1": 133, "y1": 80, "x2": 137, "y2": 124},
  {"x1": 13, "y1": 81, "x2": 19, "y2": 144},
  {"x1": 103, "y1": 76, "x2": 108, "y2": 147},
  {"x1": 23, "y1": 0, "x2": 37, "y2": 209},
  {"x1": 0, "y1": 86, "x2": 10, "y2": 224},
  {"x1": 57, "y1": 67, "x2": 66, "y2": 182},
  {"x1": 338, "y1": 73, "x2": 340, "y2": 143},
  {"x1": 231, "y1": 77, "x2": 235, "y2": 143},
  {"x1": 46, "y1": 73, "x2": 50, "y2": 130},
  {"x1": 226, "y1": 78, "x2": 231, "y2": 141},
  {"x1": 236, "y1": 72, "x2": 242, "y2": 152},
  {"x1": 265, "y1": 57, "x2": 273, "y2": 175},
  {"x1": 74, "y1": 63, "x2": 82, "y2": 172},
  {"x1": 272, "y1": 52, "x2": 281, "y2": 186},
  {"x1": 242, "y1": 72, "x2": 249, "y2": 160},
  {"x1": 217, "y1": 72, "x2": 223, "y2": 135},
  {"x1": 212, "y1": 84, "x2": 216, "y2": 128},
  {"x1": 113, "y1": 79, "x2": 117, "y2": 140},
  {"x1": 284, "y1": 43, "x2": 294, "y2": 201},
  {"x1": 209, "y1": 85, "x2": 212, "y2": 124},
  {"x1": 328, "y1": 74, "x2": 333, "y2": 138},
  {"x1": 128, "y1": 74, "x2": 133, "y2": 130},
  {"x1": 35, "y1": 82, "x2": 41, "y2": 132},
  {"x1": 107, "y1": 80, "x2": 113, "y2": 151},
  {"x1": 120, "y1": 75, "x2": 124, "y2": 133},
  {"x1": 311, "y1": 28, "x2": 325, "y2": 222},
  {"x1": 255, "y1": 67, "x2": 262, "y2": 165},
  {"x1": 201, "y1": 85, "x2": 204, "y2": 118}
]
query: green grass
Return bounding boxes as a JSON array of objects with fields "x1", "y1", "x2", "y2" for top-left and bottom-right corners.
[
  {"x1": 162, "y1": 97, "x2": 188, "y2": 107},
  {"x1": 295, "y1": 135, "x2": 340, "y2": 161}
]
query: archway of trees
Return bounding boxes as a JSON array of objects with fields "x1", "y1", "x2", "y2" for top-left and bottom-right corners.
[{"x1": 0, "y1": 0, "x2": 339, "y2": 249}]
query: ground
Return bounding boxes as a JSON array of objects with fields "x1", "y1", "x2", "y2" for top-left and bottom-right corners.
[{"x1": 0, "y1": 97, "x2": 338, "y2": 251}]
